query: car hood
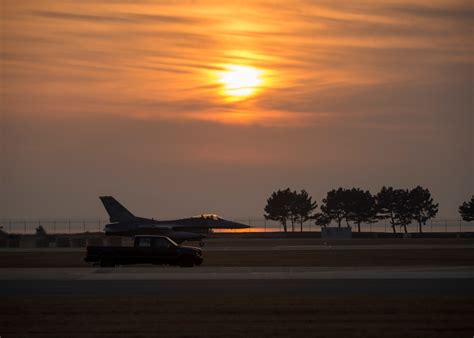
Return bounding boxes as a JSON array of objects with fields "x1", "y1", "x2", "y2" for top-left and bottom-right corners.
[{"x1": 178, "y1": 245, "x2": 202, "y2": 254}]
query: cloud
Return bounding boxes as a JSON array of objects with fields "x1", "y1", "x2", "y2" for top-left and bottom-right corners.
[
  {"x1": 1, "y1": 0, "x2": 471, "y2": 128},
  {"x1": 388, "y1": 3, "x2": 474, "y2": 20},
  {"x1": 1, "y1": 0, "x2": 472, "y2": 221},
  {"x1": 31, "y1": 10, "x2": 213, "y2": 25}
]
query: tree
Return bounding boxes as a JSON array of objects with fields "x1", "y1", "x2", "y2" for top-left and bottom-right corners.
[
  {"x1": 375, "y1": 187, "x2": 397, "y2": 233},
  {"x1": 376, "y1": 187, "x2": 403, "y2": 233},
  {"x1": 318, "y1": 188, "x2": 378, "y2": 231},
  {"x1": 395, "y1": 189, "x2": 414, "y2": 234},
  {"x1": 264, "y1": 188, "x2": 294, "y2": 232},
  {"x1": 36, "y1": 225, "x2": 48, "y2": 237},
  {"x1": 409, "y1": 186, "x2": 438, "y2": 233},
  {"x1": 288, "y1": 190, "x2": 298, "y2": 232},
  {"x1": 320, "y1": 188, "x2": 351, "y2": 228},
  {"x1": 459, "y1": 196, "x2": 474, "y2": 222},
  {"x1": 313, "y1": 212, "x2": 331, "y2": 227},
  {"x1": 376, "y1": 187, "x2": 415, "y2": 234},
  {"x1": 291, "y1": 190, "x2": 318, "y2": 232},
  {"x1": 346, "y1": 188, "x2": 377, "y2": 232}
]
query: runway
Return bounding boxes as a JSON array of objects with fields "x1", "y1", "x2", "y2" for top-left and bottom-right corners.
[
  {"x1": 1, "y1": 266, "x2": 473, "y2": 280},
  {"x1": 2, "y1": 267, "x2": 473, "y2": 337},
  {"x1": 0, "y1": 266, "x2": 473, "y2": 296},
  {"x1": 1, "y1": 278, "x2": 473, "y2": 297}
]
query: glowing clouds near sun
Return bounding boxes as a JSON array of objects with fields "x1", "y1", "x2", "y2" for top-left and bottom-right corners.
[{"x1": 217, "y1": 65, "x2": 263, "y2": 100}]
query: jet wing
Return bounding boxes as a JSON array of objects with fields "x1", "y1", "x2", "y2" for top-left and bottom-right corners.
[
  {"x1": 137, "y1": 224, "x2": 174, "y2": 230},
  {"x1": 171, "y1": 225, "x2": 212, "y2": 231},
  {"x1": 135, "y1": 223, "x2": 210, "y2": 231}
]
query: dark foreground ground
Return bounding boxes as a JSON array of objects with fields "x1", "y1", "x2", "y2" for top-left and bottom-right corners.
[
  {"x1": 1, "y1": 238, "x2": 473, "y2": 337},
  {"x1": 2, "y1": 292, "x2": 473, "y2": 338},
  {"x1": 2, "y1": 278, "x2": 473, "y2": 296}
]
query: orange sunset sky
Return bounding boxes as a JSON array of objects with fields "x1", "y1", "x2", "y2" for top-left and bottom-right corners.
[{"x1": 1, "y1": 0, "x2": 472, "y2": 219}]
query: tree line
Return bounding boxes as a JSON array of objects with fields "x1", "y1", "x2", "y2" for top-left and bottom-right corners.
[{"x1": 264, "y1": 187, "x2": 474, "y2": 233}]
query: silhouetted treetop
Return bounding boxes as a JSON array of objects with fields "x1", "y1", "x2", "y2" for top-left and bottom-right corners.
[
  {"x1": 264, "y1": 188, "x2": 317, "y2": 232},
  {"x1": 291, "y1": 190, "x2": 317, "y2": 232},
  {"x1": 459, "y1": 196, "x2": 474, "y2": 222},
  {"x1": 346, "y1": 188, "x2": 377, "y2": 232},
  {"x1": 264, "y1": 188, "x2": 293, "y2": 232},
  {"x1": 320, "y1": 188, "x2": 350, "y2": 228},
  {"x1": 409, "y1": 186, "x2": 438, "y2": 233}
]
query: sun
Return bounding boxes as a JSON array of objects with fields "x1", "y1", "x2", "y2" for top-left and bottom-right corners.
[{"x1": 218, "y1": 65, "x2": 263, "y2": 99}]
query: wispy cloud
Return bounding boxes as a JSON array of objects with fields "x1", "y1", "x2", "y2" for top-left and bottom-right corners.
[
  {"x1": 32, "y1": 10, "x2": 214, "y2": 25},
  {"x1": 2, "y1": 0, "x2": 472, "y2": 127}
]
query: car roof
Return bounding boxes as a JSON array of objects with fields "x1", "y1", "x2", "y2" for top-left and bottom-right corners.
[{"x1": 134, "y1": 235, "x2": 169, "y2": 239}]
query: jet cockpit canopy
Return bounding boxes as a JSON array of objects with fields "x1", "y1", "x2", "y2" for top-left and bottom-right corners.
[{"x1": 192, "y1": 214, "x2": 221, "y2": 220}]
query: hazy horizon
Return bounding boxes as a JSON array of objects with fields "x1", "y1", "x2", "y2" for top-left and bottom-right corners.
[{"x1": 1, "y1": 0, "x2": 472, "y2": 220}]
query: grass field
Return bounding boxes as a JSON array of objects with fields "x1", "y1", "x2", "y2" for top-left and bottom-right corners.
[
  {"x1": 2, "y1": 295, "x2": 473, "y2": 337},
  {"x1": 0, "y1": 248, "x2": 473, "y2": 267},
  {"x1": 198, "y1": 238, "x2": 474, "y2": 247}
]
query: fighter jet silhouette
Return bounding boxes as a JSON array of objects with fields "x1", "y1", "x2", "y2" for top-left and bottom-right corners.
[{"x1": 100, "y1": 196, "x2": 250, "y2": 245}]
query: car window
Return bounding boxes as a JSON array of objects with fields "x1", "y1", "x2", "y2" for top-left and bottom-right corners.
[
  {"x1": 137, "y1": 238, "x2": 151, "y2": 247},
  {"x1": 153, "y1": 238, "x2": 171, "y2": 249}
]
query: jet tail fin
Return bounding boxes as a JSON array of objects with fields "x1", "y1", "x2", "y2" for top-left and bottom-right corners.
[{"x1": 99, "y1": 196, "x2": 136, "y2": 222}]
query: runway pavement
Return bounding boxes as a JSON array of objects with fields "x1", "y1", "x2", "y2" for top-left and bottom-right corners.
[
  {"x1": 0, "y1": 266, "x2": 473, "y2": 296},
  {"x1": 1, "y1": 266, "x2": 473, "y2": 280}
]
